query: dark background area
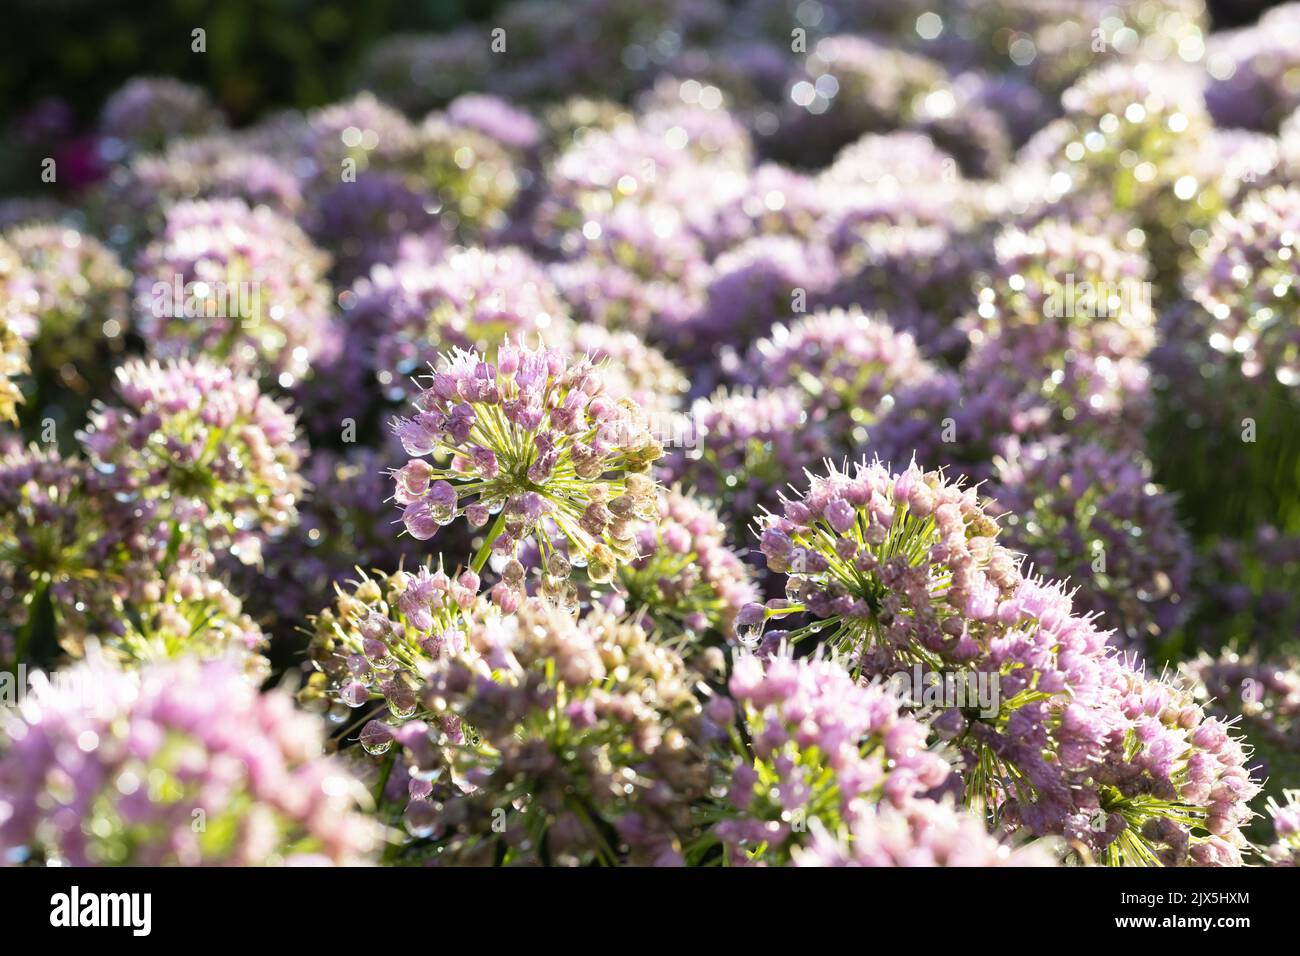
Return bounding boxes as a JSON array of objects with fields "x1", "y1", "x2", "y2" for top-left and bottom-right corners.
[
  {"x1": 0, "y1": 0, "x2": 1285, "y2": 128},
  {"x1": 0, "y1": 0, "x2": 510, "y2": 126}
]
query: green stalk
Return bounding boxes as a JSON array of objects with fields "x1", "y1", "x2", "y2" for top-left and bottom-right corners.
[
  {"x1": 470, "y1": 510, "x2": 508, "y2": 575},
  {"x1": 12, "y1": 578, "x2": 51, "y2": 668}
]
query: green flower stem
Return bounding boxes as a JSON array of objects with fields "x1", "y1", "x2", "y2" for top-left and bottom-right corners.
[
  {"x1": 372, "y1": 750, "x2": 395, "y2": 806},
  {"x1": 12, "y1": 577, "x2": 50, "y2": 668},
  {"x1": 471, "y1": 510, "x2": 507, "y2": 575}
]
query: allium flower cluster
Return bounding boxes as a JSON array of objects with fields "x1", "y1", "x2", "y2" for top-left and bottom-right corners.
[
  {"x1": 98, "y1": 77, "x2": 224, "y2": 156},
  {"x1": 965, "y1": 219, "x2": 1156, "y2": 440},
  {"x1": 1204, "y1": 7, "x2": 1300, "y2": 132},
  {"x1": 711, "y1": 651, "x2": 952, "y2": 866},
  {"x1": 752, "y1": 459, "x2": 1256, "y2": 863},
  {"x1": 991, "y1": 440, "x2": 1191, "y2": 651},
  {"x1": 133, "y1": 198, "x2": 334, "y2": 384},
  {"x1": 1263, "y1": 791, "x2": 1300, "y2": 865},
  {"x1": 661, "y1": 387, "x2": 831, "y2": 530},
  {"x1": 390, "y1": 341, "x2": 663, "y2": 596},
  {"x1": 98, "y1": 567, "x2": 270, "y2": 681},
  {"x1": 419, "y1": 112, "x2": 524, "y2": 234},
  {"x1": 1091, "y1": 665, "x2": 1259, "y2": 866},
  {"x1": 1184, "y1": 650, "x2": 1300, "y2": 808},
  {"x1": 794, "y1": 799, "x2": 1057, "y2": 867},
  {"x1": 611, "y1": 486, "x2": 758, "y2": 642},
  {"x1": 80, "y1": 357, "x2": 304, "y2": 566},
  {"x1": 293, "y1": 92, "x2": 421, "y2": 188},
  {"x1": 695, "y1": 161, "x2": 828, "y2": 255},
  {"x1": 3, "y1": 223, "x2": 130, "y2": 390},
  {"x1": 1029, "y1": 61, "x2": 1223, "y2": 281},
  {"x1": 306, "y1": 564, "x2": 491, "y2": 735},
  {"x1": 0, "y1": 657, "x2": 378, "y2": 865},
  {"x1": 413, "y1": 600, "x2": 712, "y2": 866},
  {"x1": 755, "y1": 459, "x2": 1022, "y2": 666},
  {"x1": 733, "y1": 307, "x2": 936, "y2": 451},
  {"x1": 92, "y1": 138, "x2": 303, "y2": 247},
  {"x1": 371, "y1": 246, "x2": 572, "y2": 398},
  {"x1": 1188, "y1": 185, "x2": 1300, "y2": 387},
  {"x1": 0, "y1": 443, "x2": 156, "y2": 650}
]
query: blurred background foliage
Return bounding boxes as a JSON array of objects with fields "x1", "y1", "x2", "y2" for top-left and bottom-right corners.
[
  {"x1": 0, "y1": 0, "x2": 1283, "y2": 129},
  {"x1": 0, "y1": 0, "x2": 509, "y2": 126}
]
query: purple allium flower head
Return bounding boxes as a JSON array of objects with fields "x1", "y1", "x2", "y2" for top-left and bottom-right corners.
[
  {"x1": 685, "y1": 235, "x2": 837, "y2": 360},
  {"x1": 539, "y1": 107, "x2": 745, "y2": 240},
  {"x1": 418, "y1": 112, "x2": 524, "y2": 234},
  {"x1": 372, "y1": 246, "x2": 572, "y2": 400},
  {"x1": 0, "y1": 442, "x2": 160, "y2": 648},
  {"x1": 302, "y1": 170, "x2": 438, "y2": 283},
  {"x1": 79, "y1": 357, "x2": 305, "y2": 566},
  {"x1": 410, "y1": 599, "x2": 711, "y2": 865},
  {"x1": 820, "y1": 130, "x2": 965, "y2": 200},
  {"x1": 0, "y1": 656, "x2": 379, "y2": 865},
  {"x1": 306, "y1": 564, "x2": 495, "y2": 740},
  {"x1": 102, "y1": 565, "x2": 270, "y2": 681},
  {"x1": 751, "y1": 458, "x2": 1249, "y2": 861},
  {"x1": 714, "y1": 649, "x2": 952, "y2": 865},
  {"x1": 758, "y1": 458, "x2": 1023, "y2": 667},
  {"x1": 991, "y1": 439, "x2": 1191, "y2": 651},
  {"x1": 98, "y1": 77, "x2": 224, "y2": 157},
  {"x1": 389, "y1": 340, "x2": 663, "y2": 594},
  {"x1": 1204, "y1": 7, "x2": 1300, "y2": 133},
  {"x1": 558, "y1": 196, "x2": 709, "y2": 289},
  {"x1": 636, "y1": 82, "x2": 754, "y2": 167},
  {"x1": 794, "y1": 799, "x2": 1058, "y2": 867},
  {"x1": 693, "y1": 161, "x2": 828, "y2": 257},
  {"x1": 1087, "y1": 663, "x2": 1259, "y2": 866},
  {"x1": 2, "y1": 223, "x2": 130, "y2": 387},
  {"x1": 1033, "y1": 60, "x2": 1223, "y2": 283},
  {"x1": 1188, "y1": 184, "x2": 1300, "y2": 388},
  {"x1": 295, "y1": 92, "x2": 421, "y2": 186},
  {"x1": 446, "y1": 93, "x2": 542, "y2": 152},
  {"x1": 765, "y1": 35, "x2": 947, "y2": 167},
  {"x1": 963, "y1": 218, "x2": 1156, "y2": 440},
  {"x1": 660, "y1": 386, "x2": 832, "y2": 532},
  {"x1": 91, "y1": 137, "x2": 303, "y2": 247},
  {"x1": 732, "y1": 306, "x2": 937, "y2": 452},
  {"x1": 1262, "y1": 790, "x2": 1300, "y2": 865},
  {"x1": 1183, "y1": 649, "x2": 1300, "y2": 814},
  {"x1": 132, "y1": 198, "x2": 334, "y2": 385},
  {"x1": 614, "y1": 486, "x2": 759, "y2": 642}
]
